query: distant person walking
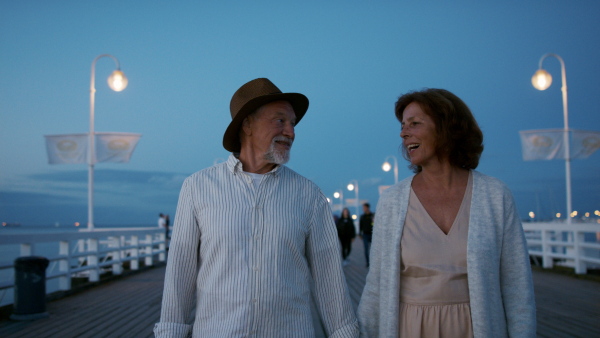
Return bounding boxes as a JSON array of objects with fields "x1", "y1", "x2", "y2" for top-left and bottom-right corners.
[
  {"x1": 158, "y1": 213, "x2": 165, "y2": 229},
  {"x1": 359, "y1": 203, "x2": 374, "y2": 267},
  {"x1": 336, "y1": 207, "x2": 356, "y2": 266}
]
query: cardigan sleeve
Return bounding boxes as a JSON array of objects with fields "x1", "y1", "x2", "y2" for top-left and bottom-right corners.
[
  {"x1": 499, "y1": 186, "x2": 537, "y2": 337},
  {"x1": 357, "y1": 179, "x2": 410, "y2": 337}
]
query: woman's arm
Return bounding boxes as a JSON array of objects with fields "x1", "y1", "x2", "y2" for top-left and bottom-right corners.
[{"x1": 499, "y1": 188, "x2": 537, "y2": 337}]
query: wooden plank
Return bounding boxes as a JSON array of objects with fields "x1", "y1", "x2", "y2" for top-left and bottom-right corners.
[
  {"x1": 1, "y1": 239, "x2": 599, "y2": 337},
  {"x1": 342, "y1": 238, "x2": 368, "y2": 309},
  {"x1": 31, "y1": 277, "x2": 157, "y2": 337},
  {"x1": 0, "y1": 266, "x2": 166, "y2": 338},
  {"x1": 531, "y1": 267, "x2": 600, "y2": 337},
  {"x1": 126, "y1": 304, "x2": 161, "y2": 338}
]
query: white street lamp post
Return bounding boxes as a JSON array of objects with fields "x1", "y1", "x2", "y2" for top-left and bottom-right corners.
[
  {"x1": 333, "y1": 190, "x2": 344, "y2": 214},
  {"x1": 382, "y1": 155, "x2": 399, "y2": 184},
  {"x1": 531, "y1": 53, "x2": 571, "y2": 224},
  {"x1": 347, "y1": 179, "x2": 360, "y2": 221},
  {"x1": 88, "y1": 54, "x2": 128, "y2": 230}
]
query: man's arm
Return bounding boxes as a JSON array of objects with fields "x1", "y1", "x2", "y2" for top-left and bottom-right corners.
[
  {"x1": 154, "y1": 178, "x2": 201, "y2": 337},
  {"x1": 306, "y1": 192, "x2": 359, "y2": 338}
]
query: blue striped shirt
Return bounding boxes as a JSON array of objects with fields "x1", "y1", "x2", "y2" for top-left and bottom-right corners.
[{"x1": 154, "y1": 154, "x2": 359, "y2": 337}]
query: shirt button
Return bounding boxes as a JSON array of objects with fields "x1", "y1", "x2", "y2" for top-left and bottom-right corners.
[
  {"x1": 253, "y1": 266, "x2": 259, "y2": 271},
  {"x1": 252, "y1": 299, "x2": 257, "y2": 303}
]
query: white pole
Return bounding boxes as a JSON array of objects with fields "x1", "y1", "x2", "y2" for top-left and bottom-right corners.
[
  {"x1": 355, "y1": 182, "x2": 360, "y2": 219},
  {"x1": 88, "y1": 58, "x2": 97, "y2": 231},
  {"x1": 348, "y1": 179, "x2": 360, "y2": 220},
  {"x1": 354, "y1": 181, "x2": 360, "y2": 234},
  {"x1": 88, "y1": 54, "x2": 121, "y2": 230},
  {"x1": 539, "y1": 53, "x2": 571, "y2": 224},
  {"x1": 559, "y1": 56, "x2": 572, "y2": 225},
  {"x1": 393, "y1": 157, "x2": 398, "y2": 184},
  {"x1": 383, "y1": 155, "x2": 399, "y2": 184},
  {"x1": 390, "y1": 155, "x2": 399, "y2": 184}
]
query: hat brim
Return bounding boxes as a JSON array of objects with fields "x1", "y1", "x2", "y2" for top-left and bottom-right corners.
[{"x1": 223, "y1": 92, "x2": 309, "y2": 152}]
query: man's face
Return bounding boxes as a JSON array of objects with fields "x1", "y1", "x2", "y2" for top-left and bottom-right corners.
[{"x1": 247, "y1": 100, "x2": 296, "y2": 164}]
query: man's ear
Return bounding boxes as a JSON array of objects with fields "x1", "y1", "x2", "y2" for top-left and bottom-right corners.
[{"x1": 242, "y1": 117, "x2": 252, "y2": 136}]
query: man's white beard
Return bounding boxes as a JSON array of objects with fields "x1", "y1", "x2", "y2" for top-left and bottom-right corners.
[{"x1": 264, "y1": 136, "x2": 293, "y2": 164}]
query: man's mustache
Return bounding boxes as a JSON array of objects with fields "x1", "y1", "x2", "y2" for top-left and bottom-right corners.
[{"x1": 272, "y1": 136, "x2": 294, "y2": 147}]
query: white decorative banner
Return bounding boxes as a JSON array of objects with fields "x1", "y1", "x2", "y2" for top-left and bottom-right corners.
[
  {"x1": 519, "y1": 129, "x2": 600, "y2": 161},
  {"x1": 45, "y1": 132, "x2": 141, "y2": 164},
  {"x1": 44, "y1": 134, "x2": 88, "y2": 164},
  {"x1": 519, "y1": 129, "x2": 565, "y2": 161},
  {"x1": 95, "y1": 132, "x2": 141, "y2": 163},
  {"x1": 571, "y1": 130, "x2": 600, "y2": 159}
]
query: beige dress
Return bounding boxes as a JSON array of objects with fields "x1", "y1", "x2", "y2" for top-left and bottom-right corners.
[{"x1": 399, "y1": 172, "x2": 474, "y2": 338}]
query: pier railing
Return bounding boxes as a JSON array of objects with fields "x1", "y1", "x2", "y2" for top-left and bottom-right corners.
[
  {"x1": 523, "y1": 221, "x2": 600, "y2": 274},
  {"x1": 1, "y1": 222, "x2": 598, "y2": 308},
  {"x1": 0, "y1": 227, "x2": 166, "y2": 300}
]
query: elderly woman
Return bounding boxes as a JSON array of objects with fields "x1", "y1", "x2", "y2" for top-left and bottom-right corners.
[{"x1": 357, "y1": 89, "x2": 536, "y2": 337}]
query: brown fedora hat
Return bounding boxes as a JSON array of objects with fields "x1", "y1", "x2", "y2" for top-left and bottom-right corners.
[{"x1": 223, "y1": 78, "x2": 309, "y2": 152}]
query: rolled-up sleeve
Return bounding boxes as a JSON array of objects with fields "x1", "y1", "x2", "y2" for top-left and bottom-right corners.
[{"x1": 306, "y1": 192, "x2": 359, "y2": 337}]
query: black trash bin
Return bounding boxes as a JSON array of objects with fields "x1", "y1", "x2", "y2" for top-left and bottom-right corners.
[{"x1": 10, "y1": 256, "x2": 50, "y2": 320}]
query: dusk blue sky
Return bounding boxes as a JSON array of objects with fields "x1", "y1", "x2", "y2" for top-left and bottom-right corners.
[{"x1": 1, "y1": 1, "x2": 599, "y2": 227}]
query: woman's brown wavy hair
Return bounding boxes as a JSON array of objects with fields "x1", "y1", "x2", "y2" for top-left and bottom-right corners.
[{"x1": 395, "y1": 88, "x2": 484, "y2": 173}]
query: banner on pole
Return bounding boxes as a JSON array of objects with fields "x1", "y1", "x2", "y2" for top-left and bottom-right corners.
[
  {"x1": 95, "y1": 132, "x2": 141, "y2": 163},
  {"x1": 44, "y1": 134, "x2": 88, "y2": 164},
  {"x1": 519, "y1": 129, "x2": 600, "y2": 161},
  {"x1": 45, "y1": 132, "x2": 141, "y2": 164},
  {"x1": 571, "y1": 130, "x2": 600, "y2": 159}
]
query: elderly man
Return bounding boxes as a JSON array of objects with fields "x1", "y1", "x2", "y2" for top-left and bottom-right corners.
[{"x1": 154, "y1": 78, "x2": 358, "y2": 337}]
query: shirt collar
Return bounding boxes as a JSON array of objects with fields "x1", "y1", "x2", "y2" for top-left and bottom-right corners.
[{"x1": 226, "y1": 153, "x2": 281, "y2": 176}]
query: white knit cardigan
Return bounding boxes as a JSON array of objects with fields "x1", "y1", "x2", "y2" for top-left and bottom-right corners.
[{"x1": 357, "y1": 171, "x2": 536, "y2": 337}]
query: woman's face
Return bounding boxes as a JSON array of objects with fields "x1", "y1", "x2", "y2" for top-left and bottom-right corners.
[
  {"x1": 400, "y1": 102, "x2": 439, "y2": 169},
  {"x1": 342, "y1": 209, "x2": 349, "y2": 217}
]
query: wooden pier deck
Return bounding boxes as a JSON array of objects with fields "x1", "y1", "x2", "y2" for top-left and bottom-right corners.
[{"x1": 0, "y1": 240, "x2": 599, "y2": 337}]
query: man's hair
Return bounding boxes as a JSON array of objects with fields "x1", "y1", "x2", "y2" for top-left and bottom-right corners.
[
  {"x1": 239, "y1": 104, "x2": 271, "y2": 142},
  {"x1": 395, "y1": 88, "x2": 484, "y2": 173},
  {"x1": 238, "y1": 108, "x2": 261, "y2": 148},
  {"x1": 363, "y1": 203, "x2": 370, "y2": 208}
]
